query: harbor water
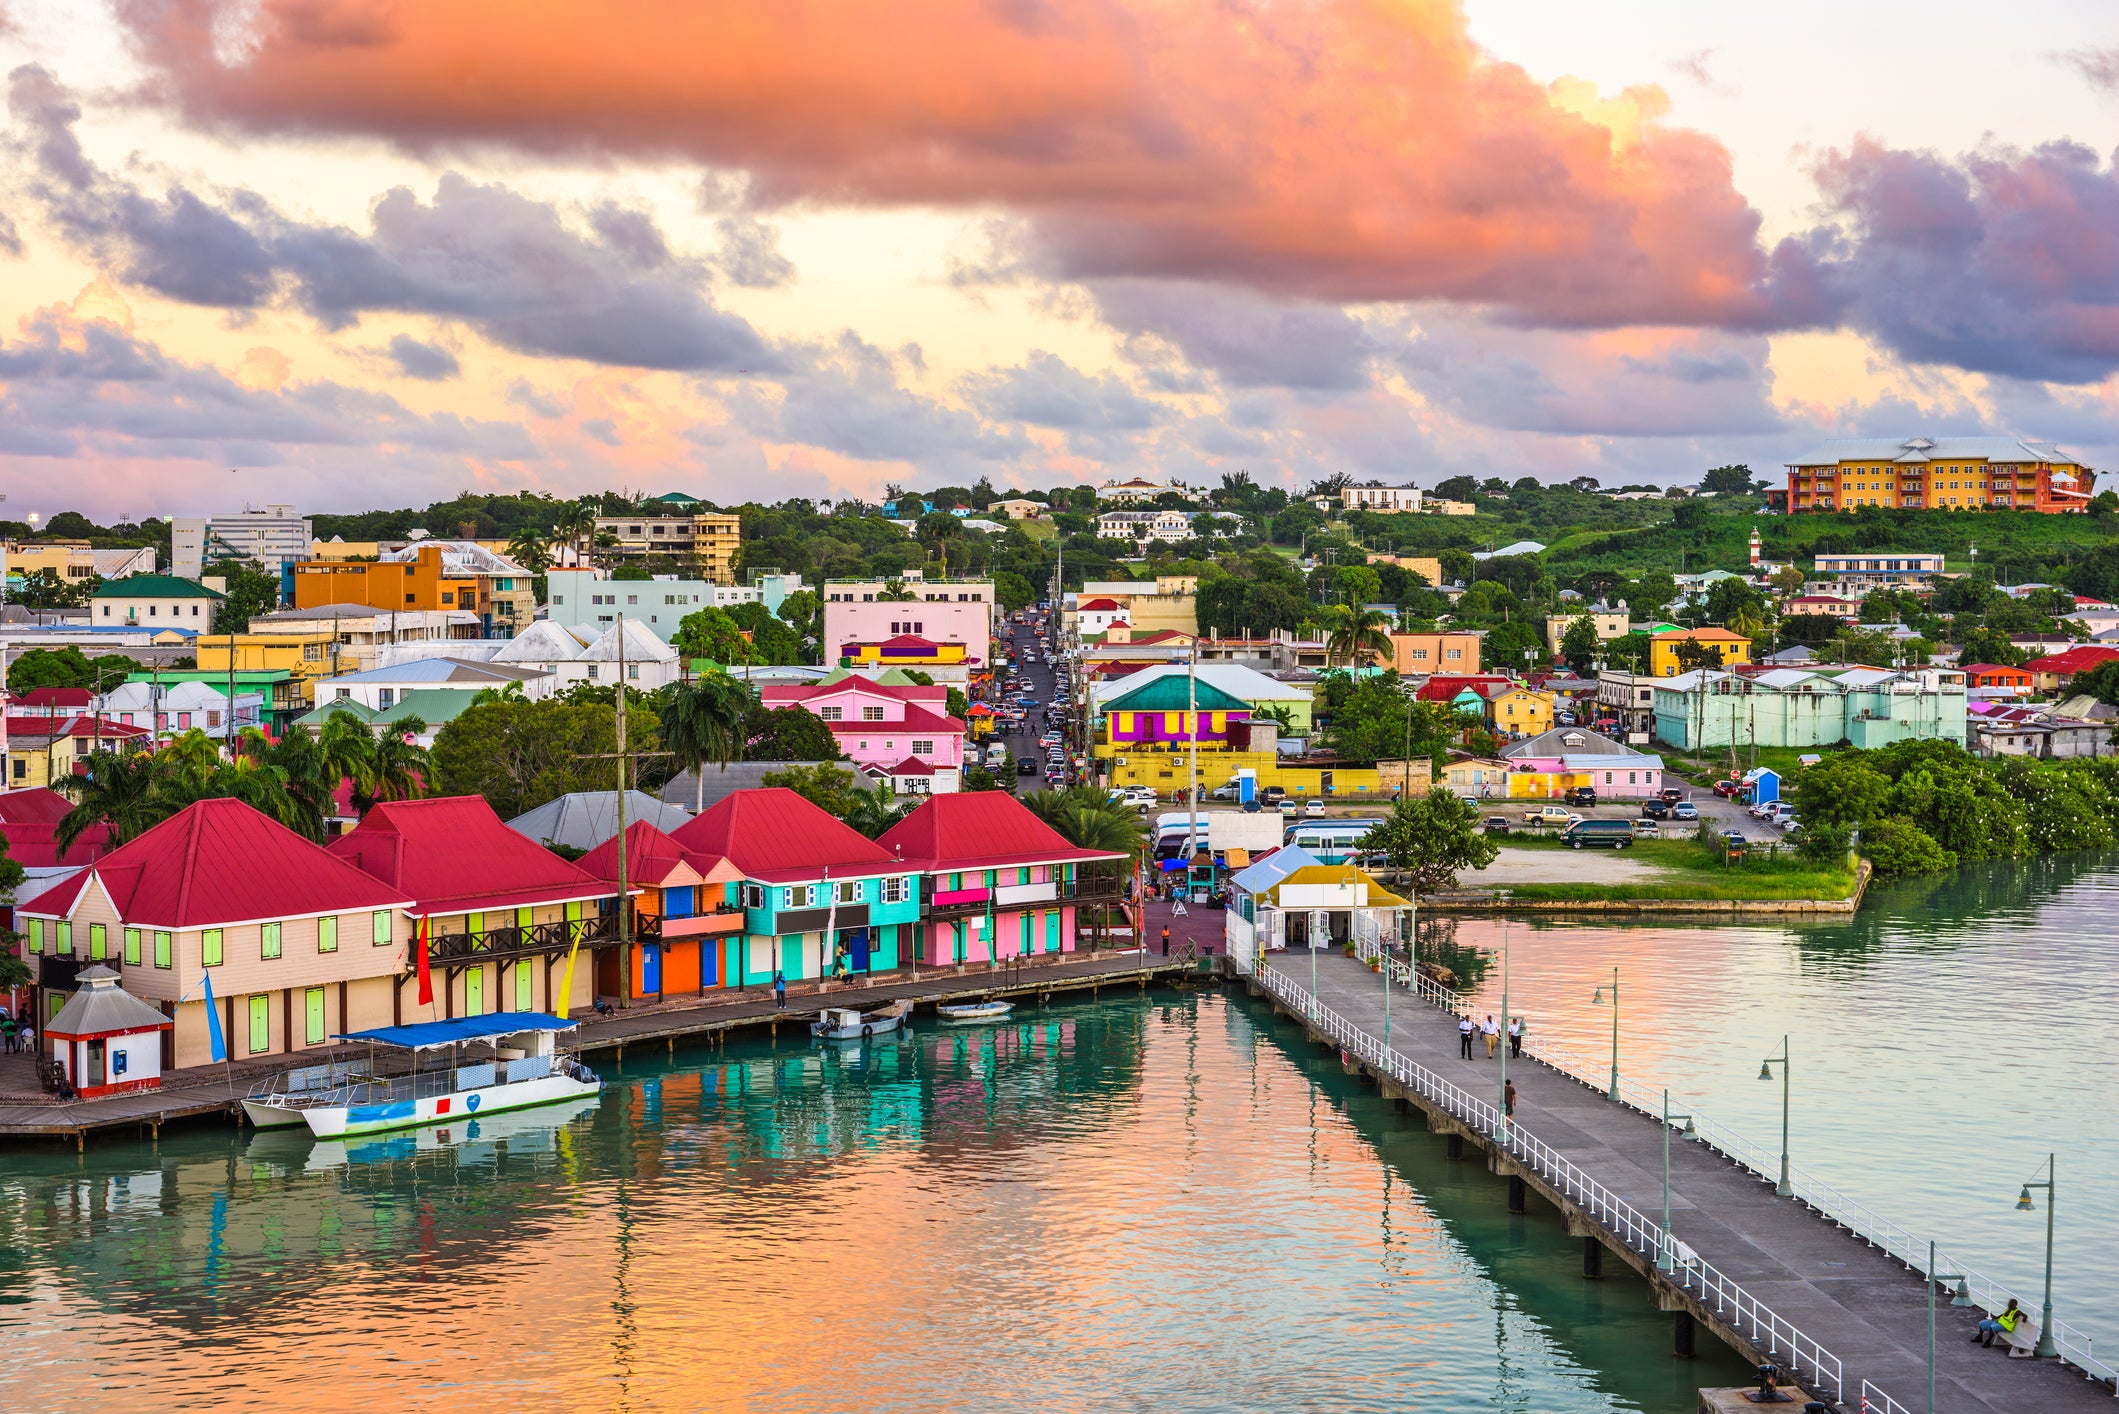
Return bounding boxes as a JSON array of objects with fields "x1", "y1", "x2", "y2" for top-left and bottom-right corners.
[{"x1": 0, "y1": 992, "x2": 1741, "y2": 1412}]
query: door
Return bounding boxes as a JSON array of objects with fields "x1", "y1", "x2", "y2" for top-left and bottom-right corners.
[
  {"x1": 641, "y1": 944, "x2": 662, "y2": 995},
  {"x1": 1020, "y1": 913, "x2": 1032, "y2": 958},
  {"x1": 86, "y1": 1039, "x2": 106, "y2": 1087},
  {"x1": 304, "y1": 987, "x2": 326, "y2": 1045},
  {"x1": 849, "y1": 928, "x2": 870, "y2": 973},
  {"x1": 248, "y1": 995, "x2": 270, "y2": 1054},
  {"x1": 1046, "y1": 911, "x2": 1061, "y2": 953},
  {"x1": 466, "y1": 965, "x2": 486, "y2": 1015},
  {"x1": 952, "y1": 922, "x2": 965, "y2": 963},
  {"x1": 515, "y1": 962, "x2": 534, "y2": 1011}
]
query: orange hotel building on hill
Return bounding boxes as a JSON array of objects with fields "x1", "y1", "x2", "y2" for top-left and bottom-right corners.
[{"x1": 1782, "y1": 436, "x2": 2093, "y2": 514}]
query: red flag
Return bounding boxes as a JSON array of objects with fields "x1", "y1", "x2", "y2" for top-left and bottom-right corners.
[{"x1": 415, "y1": 915, "x2": 433, "y2": 1006}]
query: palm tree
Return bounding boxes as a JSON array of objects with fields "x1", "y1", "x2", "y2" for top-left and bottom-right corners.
[
  {"x1": 317, "y1": 709, "x2": 381, "y2": 801},
  {"x1": 1325, "y1": 605, "x2": 1393, "y2": 671},
  {"x1": 470, "y1": 681, "x2": 528, "y2": 707},
  {"x1": 54, "y1": 750, "x2": 167, "y2": 857},
  {"x1": 506, "y1": 526, "x2": 552, "y2": 573},
  {"x1": 844, "y1": 779, "x2": 911, "y2": 838},
  {"x1": 370, "y1": 718, "x2": 432, "y2": 805},
  {"x1": 1023, "y1": 785, "x2": 1146, "y2": 857},
  {"x1": 662, "y1": 671, "x2": 751, "y2": 810}
]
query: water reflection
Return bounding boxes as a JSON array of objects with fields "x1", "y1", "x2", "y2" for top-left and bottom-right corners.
[{"x1": 0, "y1": 998, "x2": 1743, "y2": 1412}]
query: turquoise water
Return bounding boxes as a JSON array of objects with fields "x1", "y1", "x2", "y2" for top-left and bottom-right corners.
[
  {"x1": 1439, "y1": 849, "x2": 2119, "y2": 1356},
  {"x1": 0, "y1": 994, "x2": 1743, "y2": 1412}
]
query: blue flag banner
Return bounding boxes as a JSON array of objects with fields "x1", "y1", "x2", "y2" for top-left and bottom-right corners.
[{"x1": 202, "y1": 969, "x2": 227, "y2": 1064}]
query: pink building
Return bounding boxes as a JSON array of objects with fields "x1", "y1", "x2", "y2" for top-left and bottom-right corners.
[
  {"x1": 762, "y1": 677, "x2": 967, "y2": 793},
  {"x1": 876, "y1": 793, "x2": 1131, "y2": 966},
  {"x1": 821, "y1": 600, "x2": 989, "y2": 683},
  {"x1": 1497, "y1": 726, "x2": 1665, "y2": 797}
]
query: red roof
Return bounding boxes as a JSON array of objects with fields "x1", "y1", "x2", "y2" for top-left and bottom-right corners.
[
  {"x1": 668, "y1": 787, "x2": 898, "y2": 884},
  {"x1": 328, "y1": 796, "x2": 616, "y2": 916},
  {"x1": 0, "y1": 786, "x2": 110, "y2": 866},
  {"x1": 1078, "y1": 598, "x2": 1122, "y2": 611},
  {"x1": 876, "y1": 792, "x2": 1126, "y2": 873},
  {"x1": 882, "y1": 756, "x2": 934, "y2": 775},
  {"x1": 1415, "y1": 675, "x2": 1514, "y2": 701},
  {"x1": 4, "y1": 716, "x2": 152, "y2": 741},
  {"x1": 575, "y1": 819, "x2": 733, "y2": 889},
  {"x1": 2023, "y1": 646, "x2": 2119, "y2": 675},
  {"x1": 1959, "y1": 663, "x2": 2032, "y2": 678},
  {"x1": 19, "y1": 798, "x2": 411, "y2": 926},
  {"x1": 761, "y1": 681, "x2": 947, "y2": 707},
  {"x1": 19, "y1": 687, "x2": 93, "y2": 708},
  {"x1": 819, "y1": 701, "x2": 965, "y2": 737}
]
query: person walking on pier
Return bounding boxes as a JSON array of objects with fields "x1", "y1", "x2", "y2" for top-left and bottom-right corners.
[
  {"x1": 1458, "y1": 1013, "x2": 1475, "y2": 1058},
  {"x1": 1482, "y1": 1014, "x2": 1501, "y2": 1058},
  {"x1": 773, "y1": 971, "x2": 787, "y2": 1010},
  {"x1": 1504, "y1": 1079, "x2": 1517, "y2": 1118},
  {"x1": 1507, "y1": 1016, "x2": 1523, "y2": 1059}
]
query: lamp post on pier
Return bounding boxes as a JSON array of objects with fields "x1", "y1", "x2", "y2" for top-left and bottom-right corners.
[
  {"x1": 2015, "y1": 1153, "x2": 2059, "y2": 1359},
  {"x1": 1758, "y1": 1035, "x2": 1792, "y2": 1197},
  {"x1": 1927, "y1": 1239, "x2": 1967, "y2": 1414},
  {"x1": 1660, "y1": 1088, "x2": 1694, "y2": 1273},
  {"x1": 1495, "y1": 933, "x2": 1512, "y2": 1148},
  {"x1": 1591, "y1": 966, "x2": 1619, "y2": 1100}
]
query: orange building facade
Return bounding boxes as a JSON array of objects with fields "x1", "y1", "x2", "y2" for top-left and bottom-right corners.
[{"x1": 292, "y1": 545, "x2": 480, "y2": 616}]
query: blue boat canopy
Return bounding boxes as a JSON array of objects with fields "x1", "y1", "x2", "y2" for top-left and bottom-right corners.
[{"x1": 334, "y1": 1012, "x2": 577, "y2": 1050}]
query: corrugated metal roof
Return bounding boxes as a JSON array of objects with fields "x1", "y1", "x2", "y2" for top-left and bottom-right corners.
[
  {"x1": 507, "y1": 791, "x2": 693, "y2": 851},
  {"x1": 45, "y1": 967, "x2": 172, "y2": 1039},
  {"x1": 876, "y1": 793, "x2": 1124, "y2": 873},
  {"x1": 329, "y1": 796, "x2": 614, "y2": 915},
  {"x1": 670, "y1": 788, "x2": 899, "y2": 884},
  {"x1": 1784, "y1": 436, "x2": 2083, "y2": 469}
]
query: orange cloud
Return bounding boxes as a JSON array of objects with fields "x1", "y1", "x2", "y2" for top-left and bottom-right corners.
[{"x1": 119, "y1": 0, "x2": 1821, "y2": 329}]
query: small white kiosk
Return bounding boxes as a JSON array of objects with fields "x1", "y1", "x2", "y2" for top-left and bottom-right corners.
[{"x1": 45, "y1": 966, "x2": 174, "y2": 1098}]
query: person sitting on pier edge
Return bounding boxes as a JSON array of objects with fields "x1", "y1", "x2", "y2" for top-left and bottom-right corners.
[
  {"x1": 1973, "y1": 1298, "x2": 2022, "y2": 1347},
  {"x1": 1458, "y1": 1014, "x2": 1475, "y2": 1059}
]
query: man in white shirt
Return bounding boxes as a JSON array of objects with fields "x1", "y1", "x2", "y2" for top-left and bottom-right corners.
[
  {"x1": 1481, "y1": 1014, "x2": 1501, "y2": 1058},
  {"x1": 1458, "y1": 1013, "x2": 1475, "y2": 1059}
]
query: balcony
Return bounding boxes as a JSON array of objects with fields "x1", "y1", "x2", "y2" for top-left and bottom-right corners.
[
  {"x1": 922, "y1": 866, "x2": 1130, "y2": 921},
  {"x1": 418, "y1": 912, "x2": 620, "y2": 967},
  {"x1": 646, "y1": 905, "x2": 747, "y2": 940}
]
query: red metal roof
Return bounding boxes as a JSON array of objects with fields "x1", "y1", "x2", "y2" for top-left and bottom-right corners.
[
  {"x1": 1415, "y1": 675, "x2": 1513, "y2": 701},
  {"x1": 2023, "y1": 646, "x2": 2119, "y2": 675},
  {"x1": 668, "y1": 787, "x2": 898, "y2": 883},
  {"x1": 0, "y1": 786, "x2": 110, "y2": 865},
  {"x1": 574, "y1": 818, "x2": 737, "y2": 889},
  {"x1": 328, "y1": 796, "x2": 616, "y2": 916},
  {"x1": 3, "y1": 716, "x2": 152, "y2": 740},
  {"x1": 1077, "y1": 598, "x2": 1122, "y2": 611},
  {"x1": 18, "y1": 687, "x2": 93, "y2": 708},
  {"x1": 875, "y1": 792, "x2": 1127, "y2": 873},
  {"x1": 819, "y1": 701, "x2": 965, "y2": 737},
  {"x1": 18, "y1": 798, "x2": 412, "y2": 926},
  {"x1": 761, "y1": 681, "x2": 946, "y2": 706}
]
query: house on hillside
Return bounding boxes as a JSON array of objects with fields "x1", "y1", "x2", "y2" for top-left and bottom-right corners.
[
  {"x1": 670, "y1": 788, "x2": 921, "y2": 982},
  {"x1": 329, "y1": 797, "x2": 621, "y2": 1017},
  {"x1": 875, "y1": 793, "x2": 1130, "y2": 967},
  {"x1": 16, "y1": 798, "x2": 415, "y2": 1070}
]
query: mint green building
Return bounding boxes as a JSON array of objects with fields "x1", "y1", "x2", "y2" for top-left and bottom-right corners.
[{"x1": 1653, "y1": 667, "x2": 1967, "y2": 751}]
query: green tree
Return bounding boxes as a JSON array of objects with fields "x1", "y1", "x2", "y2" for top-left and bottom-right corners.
[
  {"x1": 1558, "y1": 615, "x2": 1601, "y2": 673},
  {"x1": 673, "y1": 605, "x2": 761, "y2": 666},
  {"x1": 14, "y1": 568, "x2": 99, "y2": 609},
  {"x1": 1324, "y1": 605, "x2": 1393, "y2": 670},
  {"x1": 776, "y1": 589, "x2": 823, "y2": 659},
  {"x1": 661, "y1": 671, "x2": 753, "y2": 809},
  {"x1": 843, "y1": 779, "x2": 912, "y2": 837},
  {"x1": 1629, "y1": 572, "x2": 1679, "y2": 620},
  {"x1": 1323, "y1": 674, "x2": 1412, "y2": 767},
  {"x1": 208, "y1": 559, "x2": 281, "y2": 633},
  {"x1": 5, "y1": 646, "x2": 132, "y2": 694},
  {"x1": 744, "y1": 703, "x2": 843, "y2": 761},
  {"x1": 1021, "y1": 785, "x2": 1145, "y2": 857},
  {"x1": 725, "y1": 601, "x2": 804, "y2": 664},
  {"x1": 54, "y1": 750, "x2": 169, "y2": 857},
  {"x1": 1700, "y1": 464, "x2": 1756, "y2": 496},
  {"x1": 760, "y1": 763, "x2": 864, "y2": 817},
  {"x1": 430, "y1": 697, "x2": 661, "y2": 819},
  {"x1": 506, "y1": 526, "x2": 552, "y2": 573},
  {"x1": 1955, "y1": 626, "x2": 2024, "y2": 667},
  {"x1": 1671, "y1": 638, "x2": 1724, "y2": 673},
  {"x1": 1790, "y1": 756, "x2": 1890, "y2": 829},
  {"x1": 1486, "y1": 619, "x2": 1544, "y2": 672},
  {"x1": 1859, "y1": 818, "x2": 1955, "y2": 878},
  {"x1": 1358, "y1": 793, "x2": 1498, "y2": 892}
]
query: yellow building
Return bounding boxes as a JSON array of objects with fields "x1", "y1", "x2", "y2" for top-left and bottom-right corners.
[
  {"x1": 1096, "y1": 742, "x2": 1390, "y2": 800},
  {"x1": 1365, "y1": 554, "x2": 1445, "y2": 587},
  {"x1": 593, "y1": 513, "x2": 743, "y2": 583},
  {"x1": 1543, "y1": 610, "x2": 1631, "y2": 657},
  {"x1": 1484, "y1": 686, "x2": 1554, "y2": 739},
  {"x1": 1648, "y1": 628, "x2": 1753, "y2": 677},
  {"x1": 1784, "y1": 436, "x2": 2093, "y2": 514},
  {"x1": 196, "y1": 632, "x2": 345, "y2": 704}
]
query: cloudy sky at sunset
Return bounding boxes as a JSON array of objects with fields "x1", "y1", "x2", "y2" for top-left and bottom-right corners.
[{"x1": 3, "y1": 0, "x2": 2118, "y2": 519}]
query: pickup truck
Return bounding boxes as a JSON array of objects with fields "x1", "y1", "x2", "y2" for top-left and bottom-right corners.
[{"x1": 1522, "y1": 805, "x2": 1583, "y2": 829}]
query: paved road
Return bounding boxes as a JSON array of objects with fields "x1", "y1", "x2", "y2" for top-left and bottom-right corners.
[
  {"x1": 992, "y1": 612, "x2": 1068, "y2": 794},
  {"x1": 1284, "y1": 947, "x2": 2106, "y2": 1414}
]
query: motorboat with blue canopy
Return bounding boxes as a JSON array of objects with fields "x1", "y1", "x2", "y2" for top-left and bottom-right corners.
[{"x1": 242, "y1": 1012, "x2": 601, "y2": 1138}]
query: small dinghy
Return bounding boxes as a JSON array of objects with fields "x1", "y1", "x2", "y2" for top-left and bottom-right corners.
[
  {"x1": 936, "y1": 1000, "x2": 1014, "y2": 1024},
  {"x1": 810, "y1": 998, "x2": 912, "y2": 1042}
]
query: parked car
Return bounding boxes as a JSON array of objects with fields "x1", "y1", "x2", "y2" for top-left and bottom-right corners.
[
  {"x1": 1209, "y1": 782, "x2": 1240, "y2": 801},
  {"x1": 1262, "y1": 786, "x2": 1288, "y2": 804},
  {"x1": 1630, "y1": 819, "x2": 1660, "y2": 838},
  {"x1": 1303, "y1": 799, "x2": 1326, "y2": 817},
  {"x1": 1522, "y1": 804, "x2": 1581, "y2": 828},
  {"x1": 1483, "y1": 816, "x2": 1512, "y2": 835},
  {"x1": 1639, "y1": 799, "x2": 1672, "y2": 819},
  {"x1": 1565, "y1": 786, "x2": 1597, "y2": 808},
  {"x1": 1659, "y1": 786, "x2": 1686, "y2": 804},
  {"x1": 1712, "y1": 779, "x2": 1743, "y2": 798},
  {"x1": 1720, "y1": 829, "x2": 1748, "y2": 846},
  {"x1": 1564, "y1": 819, "x2": 1635, "y2": 850},
  {"x1": 1669, "y1": 801, "x2": 1699, "y2": 821},
  {"x1": 1017, "y1": 758, "x2": 1037, "y2": 776}
]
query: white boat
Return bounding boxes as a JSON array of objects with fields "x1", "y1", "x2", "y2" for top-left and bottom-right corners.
[
  {"x1": 936, "y1": 1000, "x2": 1014, "y2": 1024},
  {"x1": 810, "y1": 999, "x2": 911, "y2": 1042},
  {"x1": 242, "y1": 1012, "x2": 602, "y2": 1139}
]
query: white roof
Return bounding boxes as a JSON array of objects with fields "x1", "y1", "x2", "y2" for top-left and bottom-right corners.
[
  {"x1": 577, "y1": 618, "x2": 678, "y2": 663},
  {"x1": 1751, "y1": 668, "x2": 1825, "y2": 690},
  {"x1": 379, "y1": 539, "x2": 531, "y2": 575},
  {"x1": 1786, "y1": 436, "x2": 2084, "y2": 471},
  {"x1": 1090, "y1": 662, "x2": 1312, "y2": 707},
  {"x1": 1829, "y1": 667, "x2": 1899, "y2": 689},
  {"x1": 492, "y1": 619, "x2": 594, "y2": 663},
  {"x1": 1561, "y1": 752, "x2": 1663, "y2": 771},
  {"x1": 1472, "y1": 540, "x2": 1545, "y2": 560}
]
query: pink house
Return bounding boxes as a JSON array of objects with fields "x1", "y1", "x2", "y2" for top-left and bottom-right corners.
[
  {"x1": 876, "y1": 793, "x2": 1132, "y2": 966},
  {"x1": 1497, "y1": 726, "x2": 1664, "y2": 797},
  {"x1": 763, "y1": 677, "x2": 968, "y2": 793}
]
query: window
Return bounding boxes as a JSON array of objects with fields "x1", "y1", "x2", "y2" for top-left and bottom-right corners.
[
  {"x1": 883, "y1": 876, "x2": 908, "y2": 904},
  {"x1": 627, "y1": 664, "x2": 639, "y2": 680},
  {"x1": 837, "y1": 881, "x2": 861, "y2": 904},
  {"x1": 862, "y1": 705, "x2": 884, "y2": 721},
  {"x1": 25, "y1": 917, "x2": 40, "y2": 954},
  {"x1": 743, "y1": 884, "x2": 764, "y2": 909},
  {"x1": 552, "y1": 594, "x2": 565, "y2": 605},
  {"x1": 911, "y1": 739, "x2": 934, "y2": 755},
  {"x1": 587, "y1": 663, "x2": 600, "y2": 680},
  {"x1": 262, "y1": 921, "x2": 282, "y2": 959},
  {"x1": 124, "y1": 927, "x2": 140, "y2": 965},
  {"x1": 783, "y1": 887, "x2": 799, "y2": 907},
  {"x1": 202, "y1": 927, "x2": 223, "y2": 967},
  {"x1": 154, "y1": 930, "x2": 172, "y2": 968},
  {"x1": 372, "y1": 911, "x2": 392, "y2": 946}
]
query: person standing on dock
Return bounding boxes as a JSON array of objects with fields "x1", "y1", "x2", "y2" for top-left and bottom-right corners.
[
  {"x1": 1482, "y1": 1014, "x2": 1501, "y2": 1058},
  {"x1": 1458, "y1": 1013, "x2": 1475, "y2": 1058},
  {"x1": 1504, "y1": 1079, "x2": 1517, "y2": 1118},
  {"x1": 773, "y1": 971, "x2": 786, "y2": 1010}
]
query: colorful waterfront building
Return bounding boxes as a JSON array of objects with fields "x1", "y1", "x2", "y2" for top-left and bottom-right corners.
[
  {"x1": 577, "y1": 819, "x2": 747, "y2": 999},
  {"x1": 328, "y1": 797, "x2": 622, "y2": 1018},
  {"x1": 1101, "y1": 673, "x2": 1252, "y2": 747},
  {"x1": 876, "y1": 792, "x2": 1131, "y2": 967},
  {"x1": 16, "y1": 798, "x2": 415, "y2": 1069},
  {"x1": 670, "y1": 788, "x2": 920, "y2": 983},
  {"x1": 42, "y1": 964, "x2": 173, "y2": 1097},
  {"x1": 760, "y1": 674, "x2": 967, "y2": 793}
]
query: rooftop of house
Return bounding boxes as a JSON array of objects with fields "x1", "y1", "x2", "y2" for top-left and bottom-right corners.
[
  {"x1": 506, "y1": 791, "x2": 694, "y2": 852},
  {"x1": 92, "y1": 574, "x2": 225, "y2": 600},
  {"x1": 669, "y1": 787, "x2": 899, "y2": 884},
  {"x1": 20, "y1": 797, "x2": 412, "y2": 927},
  {"x1": 328, "y1": 796, "x2": 616, "y2": 916},
  {"x1": 320, "y1": 657, "x2": 552, "y2": 685},
  {"x1": 876, "y1": 791, "x2": 1126, "y2": 872},
  {"x1": 574, "y1": 817, "x2": 740, "y2": 890}
]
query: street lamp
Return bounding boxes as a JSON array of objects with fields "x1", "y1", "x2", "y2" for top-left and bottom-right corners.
[
  {"x1": 1758, "y1": 1035, "x2": 1792, "y2": 1197},
  {"x1": 1591, "y1": 966, "x2": 1619, "y2": 1100},
  {"x1": 1660, "y1": 1088, "x2": 1695, "y2": 1273},
  {"x1": 1927, "y1": 1239, "x2": 1967, "y2": 1414},
  {"x1": 1496, "y1": 936, "x2": 1512, "y2": 1148},
  {"x1": 2015, "y1": 1153, "x2": 2059, "y2": 1358}
]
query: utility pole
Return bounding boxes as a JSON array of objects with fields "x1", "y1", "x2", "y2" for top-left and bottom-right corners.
[
  {"x1": 1184, "y1": 648, "x2": 1199, "y2": 897},
  {"x1": 615, "y1": 615, "x2": 631, "y2": 1009}
]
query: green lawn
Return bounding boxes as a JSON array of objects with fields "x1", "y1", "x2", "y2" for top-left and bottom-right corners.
[{"x1": 1492, "y1": 834, "x2": 1859, "y2": 903}]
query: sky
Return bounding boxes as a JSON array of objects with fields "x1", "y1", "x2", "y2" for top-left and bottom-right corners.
[{"x1": 2, "y1": 0, "x2": 2118, "y2": 521}]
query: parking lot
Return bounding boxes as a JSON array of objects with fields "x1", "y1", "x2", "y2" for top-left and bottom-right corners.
[{"x1": 1469, "y1": 789, "x2": 1786, "y2": 843}]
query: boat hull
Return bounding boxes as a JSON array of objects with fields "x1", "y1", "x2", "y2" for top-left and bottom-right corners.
[
  {"x1": 810, "y1": 1014, "x2": 907, "y2": 1042},
  {"x1": 937, "y1": 1003, "x2": 1013, "y2": 1024},
  {"x1": 300, "y1": 1071, "x2": 604, "y2": 1138},
  {"x1": 241, "y1": 1099, "x2": 312, "y2": 1129}
]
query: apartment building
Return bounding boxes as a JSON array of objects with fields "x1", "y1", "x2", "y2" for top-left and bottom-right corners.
[
  {"x1": 294, "y1": 542, "x2": 533, "y2": 637},
  {"x1": 592, "y1": 513, "x2": 742, "y2": 583},
  {"x1": 1382, "y1": 632, "x2": 1483, "y2": 675},
  {"x1": 544, "y1": 568, "x2": 806, "y2": 643},
  {"x1": 1543, "y1": 610, "x2": 1631, "y2": 657},
  {"x1": 1811, "y1": 552, "x2": 1946, "y2": 592},
  {"x1": 172, "y1": 505, "x2": 313, "y2": 580},
  {"x1": 1338, "y1": 485, "x2": 1423, "y2": 513},
  {"x1": 1783, "y1": 437, "x2": 2094, "y2": 513}
]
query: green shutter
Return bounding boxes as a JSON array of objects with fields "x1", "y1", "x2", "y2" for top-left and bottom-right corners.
[
  {"x1": 304, "y1": 987, "x2": 327, "y2": 1045},
  {"x1": 55, "y1": 921, "x2": 71, "y2": 955},
  {"x1": 26, "y1": 918, "x2": 40, "y2": 954},
  {"x1": 153, "y1": 931, "x2": 172, "y2": 969},
  {"x1": 261, "y1": 922, "x2": 282, "y2": 960},
  {"x1": 89, "y1": 923, "x2": 106, "y2": 961},
  {"x1": 247, "y1": 995, "x2": 269, "y2": 1054},
  {"x1": 372, "y1": 911, "x2": 391, "y2": 946},
  {"x1": 516, "y1": 906, "x2": 533, "y2": 931},
  {"x1": 317, "y1": 916, "x2": 338, "y2": 953},
  {"x1": 515, "y1": 963, "x2": 533, "y2": 1010},
  {"x1": 202, "y1": 928, "x2": 223, "y2": 967},
  {"x1": 123, "y1": 928, "x2": 141, "y2": 966}
]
